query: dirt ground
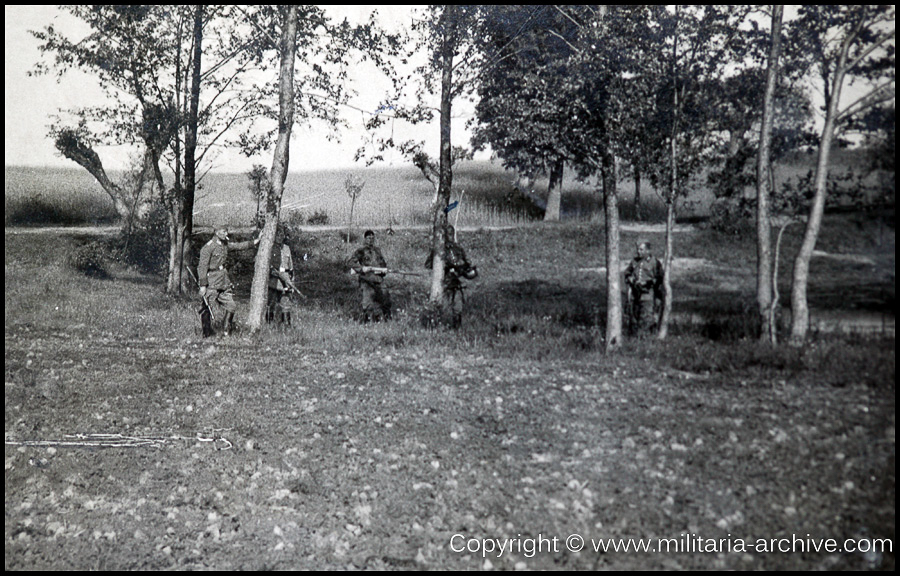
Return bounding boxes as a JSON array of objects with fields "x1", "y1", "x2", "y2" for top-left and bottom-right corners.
[
  {"x1": 6, "y1": 334, "x2": 895, "y2": 570},
  {"x1": 5, "y1": 227, "x2": 896, "y2": 571}
]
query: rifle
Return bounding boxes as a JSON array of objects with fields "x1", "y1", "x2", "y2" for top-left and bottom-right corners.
[
  {"x1": 350, "y1": 266, "x2": 422, "y2": 277},
  {"x1": 272, "y1": 268, "x2": 308, "y2": 300},
  {"x1": 200, "y1": 293, "x2": 217, "y2": 321}
]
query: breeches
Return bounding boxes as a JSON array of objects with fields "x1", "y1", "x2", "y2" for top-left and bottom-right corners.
[
  {"x1": 206, "y1": 288, "x2": 237, "y2": 314},
  {"x1": 359, "y1": 282, "x2": 390, "y2": 315},
  {"x1": 267, "y1": 288, "x2": 292, "y2": 313},
  {"x1": 631, "y1": 292, "x2": 656, "y2": 330}
]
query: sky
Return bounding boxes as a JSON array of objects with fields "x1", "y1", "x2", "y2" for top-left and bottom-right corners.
[
  {"x1": 6, "y1": 6, "x2": 891, "y2": 175},
  {"x1": 4, "y1": 5, "x2": 484, "y2": 173}
]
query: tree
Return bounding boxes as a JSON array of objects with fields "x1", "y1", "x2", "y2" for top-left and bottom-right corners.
[
  {"x1": 391, "y1": 6, "x2": 490, "y2": 322},
  {"x1": 756, "y1": 6, "x2": 784, "y2": 343},
  {"x1": 245, "y1": 5, "x2": 299, "y2": 334},
  {"x1": 785, "y1": 5, "x2": 895, "y2": 344},
  {"x1": 240, "y1": 6, "x2": 399, "y2": 332},
  {"x1": 246, "y1": 164, "x2": 270, "y2": 226},
  {"x1": 653, "y1": 7, "x2": 761, "y2": 339},
  {"x1": 31, "y1": 6, "x2": 273, "y2": 294},
  {"x1": 345, "y1": 175, "x2": 366, "y2": 243},
  {"x1": 472, "y1": 6, "x2": 594, "y2": 222},
  {"x1": 32, "y1": 6, "x2": 179, "y2": 229}
]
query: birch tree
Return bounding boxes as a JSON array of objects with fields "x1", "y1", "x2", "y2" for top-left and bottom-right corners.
[
  {"x1": 786, "y1": 5, "x2": 895, "y2": 344},
  {"x1": 240, "y1": 6, "x2": 399, "y2": 332},
  {"x1": 756, "y1": 6, "x2": 784, "y2": 343}
]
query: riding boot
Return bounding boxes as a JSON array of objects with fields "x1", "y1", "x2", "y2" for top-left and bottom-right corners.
[
  {"x1": 223, "y1": 311, "x2": 234, "y2": 336},
  {"x1": 282, "y1": 311, "x2": 291, "y2": 326},
  {"x1": 200, "y1": 308, "x2": 214, "y2": 338}
]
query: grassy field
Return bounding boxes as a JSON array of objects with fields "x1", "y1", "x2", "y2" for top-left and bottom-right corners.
[
  {"x1": 4, "y1": 216, "x2": 895, "y2": 570},
  {"x1": 7, "y1": 148, "x2": 889, "y2": 231}
]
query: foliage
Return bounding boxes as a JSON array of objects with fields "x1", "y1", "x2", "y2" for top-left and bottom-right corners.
[
  {"x1": 472, "y1": 6, "x2": 591, "y2": 180},
  {"x1": 116, "y1": 200, "x2": 170, "y2": 275},
  {"x1": 708, "y1": 197, "x2": 755, "y2": 237},
  {"x1": 306, "y1": 209, "x2": 331, "y2": 226},
  {"x1": 69, "y1": 239, "x2": 112, "y2": 279},
  {"x1": 246, "y1": 164, "x2": 271, "y2": 225},
  {"x1": 344, "y1": 174, "x2": 366, "y2": 242},
  {"x1": 5, "y1": 194, "x2": 119, "y2": 227}
]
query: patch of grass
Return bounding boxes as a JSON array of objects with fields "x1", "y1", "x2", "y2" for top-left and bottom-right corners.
[
  {"x1": 6, "y1": 208, "x2": 893, "y2": 368},
  {"x1": 648, "y1": 334, "x2": 895, "y2": 389}
]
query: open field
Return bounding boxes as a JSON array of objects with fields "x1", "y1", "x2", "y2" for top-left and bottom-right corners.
[
  {"x1": 9, "y1": 148, "x2": 889, "y2": 230},
  {"x1": 5, "y1": 209, "x2": 895, "y2": 569}
]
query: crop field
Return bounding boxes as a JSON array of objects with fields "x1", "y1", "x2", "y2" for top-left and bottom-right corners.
[
  {"x1": 6, "y1": 149, "x2": 886, "y2": 232},
  {"x1": 4, "y1": 157, "x2": 896, "y2": 570}
]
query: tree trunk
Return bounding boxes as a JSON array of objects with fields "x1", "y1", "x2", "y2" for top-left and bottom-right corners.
[
  {"x1": 246, "y1": 5, "x2": 299, "y2": 333},
  {"x1": 429, "y1": 7, "x2": 458, "y2": 309},
  {"x1": 633, "y1": 165, "x2": 642, "y2": 222},
  {"x1": 657, "y1": 197, "x2": 676, "y2": 339},
  {"x1": 789, "y1": 33, "x2": 851, "y2": 345},
  {"x1": 756, "y1": 5, "x2": 783, "y2": 342},
  {"x1": 53, "y1": 136, "x2": 131, "y2": 220},
  {"x1": 178, "y1": 5, "x2": 203, "y2": 294},
  {"x1": 657, "y1": 8, "x2": 678, "y2": 341},
  {"x1": 168, "y1": 5, "x2": 203, "y2": 294},
  {"x1": 602, "y1": 150, "x2": 622, "y2": 351},
  {"x1": 543, "y1": 159, "x2": 564, "y2": 221}
]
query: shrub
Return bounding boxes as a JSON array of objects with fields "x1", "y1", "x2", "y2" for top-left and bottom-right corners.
[
  {"x1": 70, "y1": 240, "x2": 111, "y2": 278},
  {"x1": 708, "y1": 197, "x2": 754, "y2": 236},
  {"x1": 283, "y1": 210, "x2": 306, "y2": 228},
  {"x1": 118, "y1": 201, "x2": 169, "y2": 275},
  {"x1": 307, "y1": 209, "x2": 330, "y2": 226}
]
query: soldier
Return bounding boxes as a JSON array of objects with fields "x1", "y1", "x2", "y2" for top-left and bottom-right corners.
[
  {"x1": 197, "y1": 226, "x2": 259, "y2": 337},
  {"x1": 624, "y1": 240, "x2": 664, "y2": 337},
  {"x1": 267, "y1": 225, "x2": 295, "y2": 326},
  {"x1": 425, "y1": 224, "x2": 478, "y2": 328},
  {"x1": 348, "y1": 229, "x2": 392, "y2": 322}
]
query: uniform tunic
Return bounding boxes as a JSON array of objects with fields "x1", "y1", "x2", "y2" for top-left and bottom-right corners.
[
  {"x1": 624, "y1": 255, "x2": 664, "y2": 335},
  {"x1": 198, "y1": 237, "x2": 254, "y2": 313},
  {"x1": 268, "y1": 243, "x2": 295, "y2": 320},
  {"x1": 349, "y1": 245, "x2": 390, "y2": 319}
]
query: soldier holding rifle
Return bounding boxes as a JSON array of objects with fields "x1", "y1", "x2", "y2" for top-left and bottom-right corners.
[
  {"x1": 267, "y1": 225, "x2": 298, "y2": 326},
  {"x1": 348, "y1": 229, "x2": 392, "y2": 322},
  {"x1": 425, "y1": 224, "x2": 478, "y2": 329}
]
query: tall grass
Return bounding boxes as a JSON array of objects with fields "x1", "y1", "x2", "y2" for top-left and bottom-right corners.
[{"x1": 7, "y1": 149, "x2": 889, "y2": 230}]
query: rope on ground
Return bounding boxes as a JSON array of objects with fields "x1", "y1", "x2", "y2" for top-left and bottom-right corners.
[{"x1": 5, "y1": 432, "x2": 233, "y2": 450}]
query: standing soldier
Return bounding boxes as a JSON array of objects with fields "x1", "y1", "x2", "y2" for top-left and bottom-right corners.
[
  {"x1": 425, "y1": 224, "x2": 478, "y2": 328},
  {"x1": 267, "y1": 225, "x2": 295, "y2": 326},
  {"x1": 197, "y1": 226, "x2": 259, "y2": 337},
  {"x1": 624, "y1": 240, "x2": 664, "y2": 337},
  {"x1": 348, "y1": 229, "x2": 392, "y2": 322}
]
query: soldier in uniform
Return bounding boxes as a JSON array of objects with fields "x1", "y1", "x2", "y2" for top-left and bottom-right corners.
[
  {"x1": 197, "y1": 226, "x2": 259, "y2": 337},
  {"x1": 348, "y1": 229, "x2": 392, "y2": 322},
  {"x1": 624, "y1": 240, "x2": 664, "y2": 337},
  {"x1": 267, "y1": 225, "x2": 295, "y2": 326},
  {"x1": 425, "y1": 224, "x2": 478, "y2": 328}
]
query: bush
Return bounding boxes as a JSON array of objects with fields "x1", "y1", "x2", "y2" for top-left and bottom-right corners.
[
  {"x1": 70, "y1": 240, "x2": 111, "y2": 278},
  {"x1": 708, "y1": 197, "x2": 754, "y2": 236},
  {"x1": 306, "y1": 209, "x2": 330, "y2": 226},
  {"x1": 6, "y1": 195, "x2": 119, "y2": 227},
  {"x1": 118, "y1": 202, "x2": 169, "y2": 275},
  {"x1": 283, "y1": 210, "x2": 306, "y2": 228}
]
